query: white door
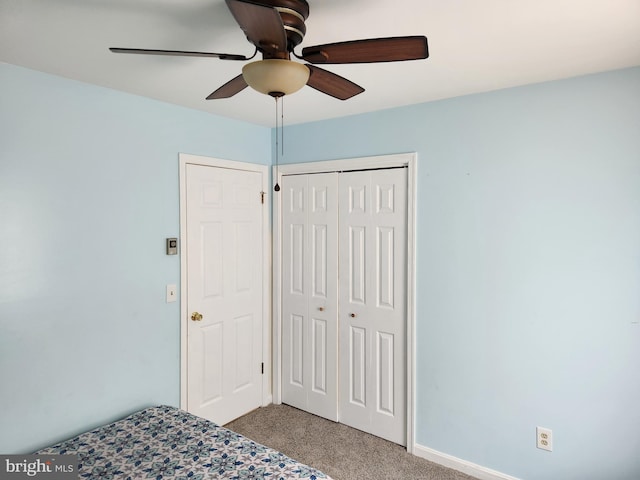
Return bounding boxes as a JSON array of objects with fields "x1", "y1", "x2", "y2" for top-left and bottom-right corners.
[
  {"x1": 338, "y1": 168, "x2": 407, "y2": 445},
  {"x1": 186, "y1": 163, "x2": 264, "y2": 425},
  {"x1": 281, "y1": 173, "x2": 339, "y2": 421}
]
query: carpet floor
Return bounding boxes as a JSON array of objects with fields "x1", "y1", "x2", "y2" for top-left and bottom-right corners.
[{"x1": 225, "y1": 404, "x2": 479, "y2": 480}]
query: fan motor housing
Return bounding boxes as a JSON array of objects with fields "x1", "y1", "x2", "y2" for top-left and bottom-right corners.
[{"x1": 257, "y1": 0, "x2": 309, "y2": 49}]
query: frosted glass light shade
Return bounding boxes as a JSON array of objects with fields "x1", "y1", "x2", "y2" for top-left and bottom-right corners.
[{"x1": 242, "y1": 59, "x2": 310, "y2": 97}]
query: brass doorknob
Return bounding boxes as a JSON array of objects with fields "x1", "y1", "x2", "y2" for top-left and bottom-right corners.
[
  {"x1": 319, "y1": 307, "x2": 325, "y2": 311},
  {"x1": 191, "y1": 312, "x2": 203, "y2": 322}
]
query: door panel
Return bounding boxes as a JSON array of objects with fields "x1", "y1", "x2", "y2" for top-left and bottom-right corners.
[
  {"x1": 234, "y1": 313, "x2": 254, "y2": 390},
  {"x1": 338, "y1": 168, "x2": 407, "y2": 445},
  {"x1": 312, "y1": 224, "x2": 328, "y2": 298},
  {"x1": 349, "y1": 226, "x2": 366, "y2": 304},
  {"x1": 312, "y1": 317, "x2": 328, "y2": 393},
  {"x1": 281, "y1": 173, "x2": 338, "y2": 421},
  {"x1": 377, "y1": 331, "x2": 395, "y2": 415},
  {"x1": 290, "y1": 224, "x2": 305, "y2": 294},
  {"x1": 186, "y1": 164, "x2": 263, "y2": 426},
  {"x1": 202, "y1": 222, "x2": 223, "y2": 297},
  {"x1": 377, "y1": 227, "x2": 395, "y2": 308},
  {"x1": 282, "y1": 176, "x2": 308, "y2": 410},
  {"x1": 202, "y1": 323, "x2": 223, "y2": 403},
  {"x1": 289, "y1": 313, "x2": 304, "y2": 387},
  {"x1": 349, "y1": 325, "x2": 367, "y2": 406}
]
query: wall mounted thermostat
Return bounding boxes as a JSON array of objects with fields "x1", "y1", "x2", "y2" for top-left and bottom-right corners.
[{"x1": 166, "y1": 238, "x2": 178, "y2": 255}]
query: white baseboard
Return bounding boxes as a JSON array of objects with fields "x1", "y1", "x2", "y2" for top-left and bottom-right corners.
[{"x1": 413, "y1": 443, "x2": 520, "y2": 480}]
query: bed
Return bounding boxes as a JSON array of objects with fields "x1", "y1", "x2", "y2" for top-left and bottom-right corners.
[{"x1": 35, "y1": 405, "x2": 331, "y2": 479}]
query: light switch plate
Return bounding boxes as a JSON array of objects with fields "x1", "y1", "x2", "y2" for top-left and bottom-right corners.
[{"x1": 166, "y1": 284, "x2": 177, "y2": 303}]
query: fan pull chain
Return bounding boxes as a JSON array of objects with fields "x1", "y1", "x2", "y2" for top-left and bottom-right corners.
[{"x1": 274, "y1": 96, "x2": 280, "y2": 192}]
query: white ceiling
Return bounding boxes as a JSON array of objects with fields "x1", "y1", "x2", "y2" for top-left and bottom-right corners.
[{"x1": 2, "y1": 0, "x2": 639, "y2": 127}]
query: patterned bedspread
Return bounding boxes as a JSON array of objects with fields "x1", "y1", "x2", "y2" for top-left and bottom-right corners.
[{"x1": 35, "y1": 405, "x2": 331, "y2": 480}]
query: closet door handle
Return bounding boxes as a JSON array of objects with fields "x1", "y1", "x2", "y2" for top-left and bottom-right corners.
[
  {"x1": 318, "y1": 307, "x2": 325, "y2": 312},
  {"x1": 350, "y1": 313, "x2": 356, "y2": 318}
]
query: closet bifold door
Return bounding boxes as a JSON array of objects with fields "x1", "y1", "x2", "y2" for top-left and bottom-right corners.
[
  {"x1": 338, "y1": 168, "x2": 408, "y2": 445},
  {"x1": 281, "y1": 173, "x2": 339, "y2": 421}
]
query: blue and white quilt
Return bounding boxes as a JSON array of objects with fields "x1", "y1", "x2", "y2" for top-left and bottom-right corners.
[{"x1": 35, "y1": 405, "x2": 331, "y2": 480}]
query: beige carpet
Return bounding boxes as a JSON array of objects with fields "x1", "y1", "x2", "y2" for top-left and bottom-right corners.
[{"x1": 225, "y1": 404, "x2": 478, "y2": 480}]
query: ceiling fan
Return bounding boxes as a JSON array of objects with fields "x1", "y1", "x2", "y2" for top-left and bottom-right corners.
[{"x1": 110, "y1": 0, "x2": 429, "y2": 100}]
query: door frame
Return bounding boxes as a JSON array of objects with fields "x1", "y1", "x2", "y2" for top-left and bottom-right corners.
[
  {"x1": 272, "y1": 152, "x2": 417, "y2": 453},
  {"x1": 179, "y1": 153, "x2": 272, "y2": 412}
]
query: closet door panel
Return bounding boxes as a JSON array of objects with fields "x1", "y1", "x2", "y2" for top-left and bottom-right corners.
[
  {"x1": 338, "y1": 168, "x2": 407, "y2": 445},
  {"x1": 288, "y1": 313, "x2": 305, "y2": 387},
  {"x1": 348, "y1": 226, "x2": 367, "y2": 304},
  {"x1": 281, "y1": 167, "x2": 406, "y2": 441},
  {"x1": 281, "y1": 176, "x2": 309, "y2": 410},
  {"x1": 307, "y1": 174, "x2": 339, "y2": 420},
  {"x1": 281, "y1": 173, "x2": 339, "y2": 422}
]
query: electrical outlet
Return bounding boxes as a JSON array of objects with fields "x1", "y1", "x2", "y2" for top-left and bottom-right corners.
[{"x1": 536, "y1": 426, "x2": 553, "y2": 452}]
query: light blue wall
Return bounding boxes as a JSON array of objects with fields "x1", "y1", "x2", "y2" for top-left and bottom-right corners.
[
  {"x1": 280, "y1": 67, "x2": 640, "y2": 480},
  {"x1": 0, "y1": 64, "x2": 270, "y2": 453},
  {"x1": 2, "y1": 63, "x2": 639, "y2": 479}
]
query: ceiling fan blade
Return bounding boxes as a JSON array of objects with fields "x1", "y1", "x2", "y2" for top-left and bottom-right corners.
[
  {"x1": 306, "y1": 65, "x2": 364, "y2": 101},
  {"x1": 109, "y1": 47, "x2": 249, "y2": 61},
  {"x1": 206, "y1": 74, "x2": 248, "y2": 99},
  {"x1": 225, "y1": 0, "x2": 287, "y2": 55},
  {"x1": 302, "y1": 36, "x2": 429, "y2": 64}
]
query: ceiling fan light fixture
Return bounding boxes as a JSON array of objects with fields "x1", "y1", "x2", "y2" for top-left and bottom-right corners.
[{"x1": 242, "y1": 59, "x2": 310, "y2": 97}]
